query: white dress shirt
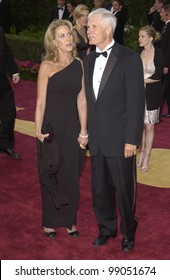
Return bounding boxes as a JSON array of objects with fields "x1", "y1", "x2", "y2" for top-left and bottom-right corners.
[
  {"x1": 93, "y1": 40, "x2": 115, "y2": 99},
  {"x1": 58, "y1": 6, "x2": 65, "y2": 19}
]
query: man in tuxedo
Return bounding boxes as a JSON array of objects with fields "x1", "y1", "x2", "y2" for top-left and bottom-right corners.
[
  {"x1": 112, "y1": 0, "x2": 127, "y2": 45},
  {"x1": 159, "y1": 4, "x2": 170, "y2": 117},
  {"x1": 83, "y1": 8, "x2": 145, "y2": 251},
  {"x1": 49, "y1": 0, "x2": 69, "y2": 23},
  {"x1": 0, "y1": 26, "x2": 20, "y2": 158},
  {"x1": 147, "y1": 0, "x2": 165, "y2": 33}
]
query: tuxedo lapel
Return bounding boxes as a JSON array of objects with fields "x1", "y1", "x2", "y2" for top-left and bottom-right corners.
[{"x1": 97, "y1": 43, "x2": 119, "y2": 99}]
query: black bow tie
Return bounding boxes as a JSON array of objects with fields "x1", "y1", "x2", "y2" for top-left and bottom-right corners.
[
  {"x1": 58, "y1": 7, "x2": 63, "y2": 10},
  {"x1": 95, "y1": 51, "x2": 107, "y2": 58}
]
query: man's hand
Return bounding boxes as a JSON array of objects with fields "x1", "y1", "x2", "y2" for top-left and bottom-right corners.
[
  {"x1": 124, "y1": 143, "x2": 137, "y2": 158},
  {"x1": 12, "y1": 73, "x2": 20, "y2": 84}
]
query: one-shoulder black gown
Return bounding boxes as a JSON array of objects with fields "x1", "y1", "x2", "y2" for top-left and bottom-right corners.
[{"x1": 37, "y1": 59, "x2": 85, "y2": 229}]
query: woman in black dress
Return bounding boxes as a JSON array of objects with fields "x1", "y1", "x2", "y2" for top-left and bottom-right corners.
[
  {"x1": 137, "y1": 26, "x2": 163, "y2": 172},
  {"x1": 72, "y1": 4, "x2": 90, "y2": 59},
  {"x1": 35, "y1": 19, "x2": 88, "y2": 239}
]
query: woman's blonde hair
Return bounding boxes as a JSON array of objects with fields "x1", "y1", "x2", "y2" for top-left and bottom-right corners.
[
  {"x1": 139, "y1": 26, "x2": 160, "y2": 43},
  {"x1": 73, "y1": 4, "x2": 89, "y2": 23},
  {"x1": 43, "y1": 20, "x2": 77, "y2": 63}
]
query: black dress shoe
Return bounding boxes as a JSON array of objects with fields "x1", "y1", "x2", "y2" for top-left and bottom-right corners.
[
  {"x1": 121, "y1": 238, "x2": 135, "y2": 252},
  {"x1": 68, "y1": 230, "x2": 80, "y2": 238},
  {"x1": 44, "y1": 231, "x2": 56, "y2": 239},
  {"x1": 92, "y1": 233, "x2": 117, "y2": 247},
  {"x1": 1, "y1": 148, "x2": 21, "y2": 158},
  {"x1": 121, "y1": 216, "x2": 138, "y2": 252}
]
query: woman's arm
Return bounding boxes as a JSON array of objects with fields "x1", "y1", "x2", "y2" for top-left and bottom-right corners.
[
  {"x1": 144, "y1": 77, "x2": 160, "y2": 84},
  {"x1": 35, "y1": 61, "x2": 49, "y2": 142},
  {"x1": 77, "y1": 62, "x2": 88, "y2": 149}
]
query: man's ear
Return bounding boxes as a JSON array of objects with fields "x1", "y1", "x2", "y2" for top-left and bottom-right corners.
[{"x1": 106, "y1": 25, "x2": 112, "y2": 35}]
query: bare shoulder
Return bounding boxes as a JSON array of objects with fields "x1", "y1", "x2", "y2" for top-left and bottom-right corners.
[
  {"x1": 39, "y1": 60, "x2": 61, "y2": 77},
  {"x1": 39, "y1": 60, "x2": 51, "y2": 75}
]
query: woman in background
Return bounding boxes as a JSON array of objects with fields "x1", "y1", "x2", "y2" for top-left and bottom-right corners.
[
  {"x1": 137, "y1": 26, "x2": 163, "y2": 172},
  {"x1": 35, "y1": 20, "x2": 88, "y2": 239},
  {"x1": 67, "y1": 0, "x2": 77, "y2": 24},
  {"x1": 73, "y1": 4, "x2": 90, "y2": 59}
]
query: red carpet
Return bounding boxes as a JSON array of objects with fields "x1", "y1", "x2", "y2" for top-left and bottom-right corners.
[{"x1": 0, "y1": 79, "x2": 170, "y2": 260}]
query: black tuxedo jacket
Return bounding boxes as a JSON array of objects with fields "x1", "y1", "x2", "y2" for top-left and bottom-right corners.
[
  {"x1": 0, "y1": 26, "x2": 19, "y2": 93},
  {"x1": 158, "y1": 22, "x2": 170, "y2": 69},
  {"x1": 83, "y1": 43, "x2": 145, "y2": 157},
  {"x1": 114, "y1": 8, "x2": 127, "y2": 44},
  {"x1": 49, "y1": 6, "x2": 69, "y2": 23}
]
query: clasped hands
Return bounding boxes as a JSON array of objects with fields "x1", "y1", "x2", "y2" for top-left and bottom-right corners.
[{"x1": 78, "y1": 132, "x2": 88, "y2": 150}]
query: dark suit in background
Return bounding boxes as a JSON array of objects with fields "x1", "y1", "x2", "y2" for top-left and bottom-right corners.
[
  {"x1": 0, "y1": 26, "x2": 20, "y2": 157},
  {"x1": 147, "y1": 10, "x2": 164, "y2": 33},
  {"x1": 158, "y1": 21, "x2": 170, "y2": 116},
  {"x1": 49, "y1": 5, "x2": 69, "y2": 23},
  {"x1": 84, "y1": 9, "x2": 145, "y2": 251},
  {"x1": 113, "y1": 7, "x2": 127, "y2": 45},
  {"x1": 0, "y1": 0, "x2": 10, "y2": 33}
]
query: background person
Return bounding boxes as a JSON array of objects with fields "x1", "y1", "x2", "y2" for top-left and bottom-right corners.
[
  {"x1": 0, "y1": 26, "x2": 20, "y2": 158},
  {"x1": 73, "y1": 4, "x2": 90, "y2": 59},
  {"x1": 67, "y1": 0, "x2": 77, "y2": 24},
  {"x1": 92, "y1": 0, "x2": 106, "y2": 10},
  {"x1": 0, "y1": 0, "x2": 10, "y2": 33},
  {"x1": 137, "y1": 26, "x2": 164, "y2": 172},
  {"x1": 84, "y1": 8, "x2": 145, "y2": 252},
  {"x1": 49, "y1": 0, "x2": 69, "y2": 23},
  {"x1": 159, "y1": 4, "x2": 170, "y2": 118},
  {"x1": 35, "y1": 20, "x2": 87, "y2": 239},
  {"x1": 147, "y1": 0, "x2": 165, "y2": 33},
  {"x1": 112, "y1": 0, "x2": 128, "y2": 45}
]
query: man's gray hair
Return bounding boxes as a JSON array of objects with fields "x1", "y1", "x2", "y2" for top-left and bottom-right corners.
[{"x1": 88, "y1": 8, "x2": 117, "y2": 33}]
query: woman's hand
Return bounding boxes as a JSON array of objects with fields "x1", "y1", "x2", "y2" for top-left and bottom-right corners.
[
  {"x1": 36, "y1": 132, "x2": 49, "y2": 143},
  {"x1": 78, "y1": 133, "x2": 88, "y2": 149}
]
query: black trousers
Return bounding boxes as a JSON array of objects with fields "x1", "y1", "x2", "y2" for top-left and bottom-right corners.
[
  {"x1": 0, "y1": 88, "x2": 16, "y2": 150},
  {"x1": 91, "y1": 152, "x2": 137, "y2": 240}
]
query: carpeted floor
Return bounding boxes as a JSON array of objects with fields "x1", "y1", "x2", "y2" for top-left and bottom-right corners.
[{"x1": 0, "y1": 79, "x2": 170, "y2": 260}]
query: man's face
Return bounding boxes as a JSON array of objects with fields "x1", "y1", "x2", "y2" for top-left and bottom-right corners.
[
  {"x1": 87, "y1": 14, "x2": 109, "y2": 49},
  {"x1": 112, "y1": 1, "x2": 122, "y2": 12},
  {"x1": 57, "y1": 0, "x2": 66, "y2": 7},
  {"x1": 154, "y1": 0, "x2": 163, "y2": 12},
  {"x1": 160, "y1": 8, "x2": 168, "y2": 22}
]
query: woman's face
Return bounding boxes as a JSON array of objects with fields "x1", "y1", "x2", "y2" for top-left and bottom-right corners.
[
  {"x1": 54, "y1": 25, "x2": 74, "y2": 53},
  {"x1": 76, "y1": 10, "x2": 89, "y2": 27},
  {"x1": 138, "y1": 30, "x2": 153, "y2": 47},
  {"x1": 67, "y1": 3, "x2": 75, "y2": 14}
]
